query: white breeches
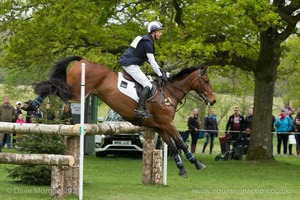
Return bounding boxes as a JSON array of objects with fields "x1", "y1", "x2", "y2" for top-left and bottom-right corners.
[{"x1": 122, "y1": 65, "x2": 152, "y2": 89}]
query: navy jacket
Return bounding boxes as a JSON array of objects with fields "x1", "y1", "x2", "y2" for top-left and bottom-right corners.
[{"x1": 118, "y1": 34, "x2": 154, "y2": 66}]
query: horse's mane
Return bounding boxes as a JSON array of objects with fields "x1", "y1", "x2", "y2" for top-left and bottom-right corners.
[{"x1": 169, "y1": 65, "x2": 206, "y2": 82}]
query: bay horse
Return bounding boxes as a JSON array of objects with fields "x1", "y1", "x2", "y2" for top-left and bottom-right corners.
[{"x1": 29, "y1": 56, "x2": 216, "y2": 178}]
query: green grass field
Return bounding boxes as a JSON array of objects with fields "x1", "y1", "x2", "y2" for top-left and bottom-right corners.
[
  {"x1": 0, "y1": 147, "x2": 299, "y2": 200},
  {"x1": 0, "y1": 84, "x2": 294, "y2": 200}
]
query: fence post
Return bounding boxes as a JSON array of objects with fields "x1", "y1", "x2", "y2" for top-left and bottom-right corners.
[
  {"x1": 51, "y1": 166, "x2": 65, "y2": 197},
  {"x1": 152, "y1": 149, "x2": 163, "y2": 185},
  {"x1": 142, "y1": 129, "x2": 163, "y2": 184},
  {"x1": 142, "y1": 129, "x2": 155, "y2": 184},
  {"x1": 64, "y1": 136, "x2": 80, "y2": 195}
]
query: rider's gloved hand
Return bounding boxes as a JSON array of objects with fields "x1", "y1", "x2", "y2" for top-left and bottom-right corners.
[{"x1": 160, "y1": 69, "x2": 168, "y2": 82}]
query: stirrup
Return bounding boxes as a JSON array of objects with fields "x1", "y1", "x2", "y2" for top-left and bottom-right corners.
[{"x1": 135, "y1": 109, "x2": 152, "y2": 118}]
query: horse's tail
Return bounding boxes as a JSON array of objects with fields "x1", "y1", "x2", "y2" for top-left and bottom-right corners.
[{"x1": 34, "y1": 56, "x2": 83, "y2": 102}]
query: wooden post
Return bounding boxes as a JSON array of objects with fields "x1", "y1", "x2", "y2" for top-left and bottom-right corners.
[
  {"x1": 51, "y1": 166, "x2": 65, "y2": 197},
  {"x1": 64, "y1": 136, "x2": 80, "y2": 195},
  {"x1": 152, "y1": 150, "x2": 163, "y2": 185},
  {"x1": 142, "y1": 129, "x2": 155, "y2": 184}
]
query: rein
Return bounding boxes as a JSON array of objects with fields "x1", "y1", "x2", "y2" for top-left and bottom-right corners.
[
  {"x1": 165, "y1": 83, "x2": 187, "y2": 105},
  {"x1": 164, "y1": 83, "x2": 187, "y2": 112}
]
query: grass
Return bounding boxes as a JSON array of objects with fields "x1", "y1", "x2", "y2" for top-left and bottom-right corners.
[{"x1": 0, "y1": 147, "x2": 299, "y2": 200}]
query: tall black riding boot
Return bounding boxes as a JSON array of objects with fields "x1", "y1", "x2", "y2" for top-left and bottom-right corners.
[{"x1": 135, "y1": 86, "x2": 151, "y2": 118}]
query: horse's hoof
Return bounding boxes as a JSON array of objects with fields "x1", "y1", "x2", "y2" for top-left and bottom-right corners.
[
  {"x1": 21, "y1": 104, "x2": 37, "y2": 112},
  {"x1": 21, "y1": 100, "x2": 38, "y2": 111},
  {"x1": 195, "y1": 160, "x2": 206, "y2": 170},
  {"x1": 179, "y1": 168, "x2": 188, "y2": 178}
]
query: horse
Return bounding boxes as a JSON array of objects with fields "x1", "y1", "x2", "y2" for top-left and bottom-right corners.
[{"x1": 27, "y1": 56, "x2": 216, "y2": 177}]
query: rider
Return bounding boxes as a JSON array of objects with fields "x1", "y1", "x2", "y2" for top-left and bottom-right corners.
[{"x1": 118, "y1": 21, "x2": 168, "y2": 118}]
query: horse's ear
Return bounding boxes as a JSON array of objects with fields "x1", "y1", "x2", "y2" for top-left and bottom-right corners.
[{"x1": 201, "y1": 65, "x2": 208, "y2": 72}]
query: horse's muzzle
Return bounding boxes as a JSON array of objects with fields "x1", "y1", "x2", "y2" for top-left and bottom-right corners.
[{"x1": 209, "y1": 99, "x2": 216, "y2": 106}]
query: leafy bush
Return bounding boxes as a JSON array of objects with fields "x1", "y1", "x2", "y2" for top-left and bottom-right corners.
[{"x1": 7, "y1": 165, "x2": 51, "y2": 185}]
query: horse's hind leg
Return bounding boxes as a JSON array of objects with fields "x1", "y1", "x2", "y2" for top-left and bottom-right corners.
[
  {"x1": 175, "y1": 139, "x2": 206, "y2": 171},
  {"x1": 156, "y1": 130, "x2": 188, "y2": 178},
  {"x1": 174, "y1": 153, "x2": 187, "y2": 178}
]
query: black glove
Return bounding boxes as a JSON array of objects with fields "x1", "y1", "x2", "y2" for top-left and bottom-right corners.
[{"x1": 160, "y1": 69, "x2": 168, "y2": 82}]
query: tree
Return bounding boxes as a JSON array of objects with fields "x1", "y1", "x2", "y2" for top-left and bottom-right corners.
[
  {"x1": 165, "y1": 0, "x2": 300, "y2": 160},
  {"x1": 276, "y1": 35, "x2": 300, "y2": 107},
  {"x1": 1, "y1": 0, "x2": 300, "y2": 160}
]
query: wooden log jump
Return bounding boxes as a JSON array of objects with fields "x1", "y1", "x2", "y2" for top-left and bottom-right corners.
[
  {"x1": 0, "y1": 122, "x2": 163, "y2": 197},
  {"x1": 0, "y1": 153, "x2": 74, "y2": 166},
  {"x1": 0, "y1": 153, "x2": 75, "y2": 197},
  {"x1": 0, "y1": 121, "x2": 147, "y2": 136}
]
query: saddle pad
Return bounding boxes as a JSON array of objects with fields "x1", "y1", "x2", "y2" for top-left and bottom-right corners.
[{"x1": 117, "y1": 72, "x2": 139, "y2": 102}]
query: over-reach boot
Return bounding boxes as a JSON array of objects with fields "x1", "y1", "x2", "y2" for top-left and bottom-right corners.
[
  {"x1": 289, "y1": 144, "x2": 293, "y2": 155},
  {"x1": 191, "y1": 145, "x2": 196, "y2": 154},
  {"x1": 135, "y1": 86, "x2": 151, "y2": 118},
  {"x1": 209, "y1": 144, "x2": 214, "y2": 154},
  {"x1": 202, "y1": 142, "x2": 208, "y2": 153}
]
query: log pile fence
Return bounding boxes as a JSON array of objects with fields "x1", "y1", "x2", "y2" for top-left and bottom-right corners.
[{"x1": 0, "y1": 122, "x2": 163, "y2": 198}]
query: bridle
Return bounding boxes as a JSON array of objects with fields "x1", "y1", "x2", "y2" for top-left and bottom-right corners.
[
  {"x1": 163, "y1": 69, "x2": 210, "y2": 111},
  {"x1": 197, "y1": 69, "x2": 210, "y2": 104}
]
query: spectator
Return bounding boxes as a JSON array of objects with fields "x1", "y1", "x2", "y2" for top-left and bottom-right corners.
[
  {"x1": 15, "y1": 101, "x2": 23, "y2": 116},
  {"x1": 271, "y1": 115, "x2": 276, "y2": 155},
  {"x1": 202, "y1": 108, "x2": 218, "y2": 154},
  {"x1": 286, "y1": 106, "x2": 295, "y2": 155},
  {"x1": 293, "y1": 106, "x2": 300, "y2": 156},
  {"x1": 225, "y1": 107, "x2": 245, "y2": 143},
  {"x1": 274, "y1": 108, "x2": 293, "y2": 156},
  {"x1": 15, "y1": 113, "x2": 26, "y2": 143},
  {"x1": 233, "y1": 128, "x2": 251, "y2": 155},
  {"x1": 0, "y1": 96, "x2": 16, "y2": 148},
  {"x1": 244, "y1": 107, "x2": 253, "y2": 134},
  {"x1": 44, "y1": 102, "x2": 56, "y2": 123},
  {"x1": 13, "y1": 101, "x2": 23, "y2": 145},
  {"x1": 59, "y1": 103, "x2": 73, "y2": 125},
  {"x1": 187, "y1": 108, "x2": 200, "y2": 153}
]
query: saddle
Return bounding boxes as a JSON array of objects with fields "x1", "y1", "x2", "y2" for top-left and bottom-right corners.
[{"x1": 122, "y1": 70, "x2": 157, "y2": 100}]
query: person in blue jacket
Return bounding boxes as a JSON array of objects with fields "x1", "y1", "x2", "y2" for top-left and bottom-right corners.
[
  {"x1": 274, "y1": 108, "x2": 293, "y2": 156},
  {"x1": 118, "y1": 21, "x2": 168, "y2": 118}
]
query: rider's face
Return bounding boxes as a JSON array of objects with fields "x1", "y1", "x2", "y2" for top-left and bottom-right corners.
[{"x1": 154, "y1": 30, "x2": 162, "y2": 40}]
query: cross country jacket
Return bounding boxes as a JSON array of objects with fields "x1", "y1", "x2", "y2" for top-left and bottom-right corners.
[{"x1": 118, "y1": 34, "x2": 154, "y2": 66}]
